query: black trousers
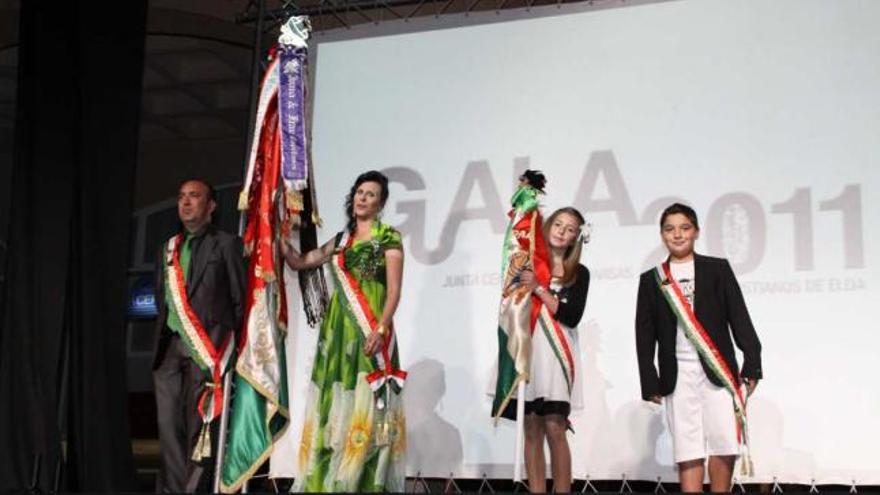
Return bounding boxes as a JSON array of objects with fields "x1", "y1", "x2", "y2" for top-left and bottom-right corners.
[{"x1": 153, "y1": 334, "x2": 214, "y2": 493}]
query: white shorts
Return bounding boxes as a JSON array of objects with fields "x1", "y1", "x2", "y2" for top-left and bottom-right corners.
[{"x1": 665, "y1": 359, "x2": 740, "y2": 463}]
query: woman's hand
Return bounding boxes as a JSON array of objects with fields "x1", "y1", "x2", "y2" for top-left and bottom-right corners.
[{"x1": 363, "y1": 327, "x2": 385, "y2": 355}]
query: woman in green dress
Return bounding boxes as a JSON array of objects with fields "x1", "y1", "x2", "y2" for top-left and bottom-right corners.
[{"x1": 281, "y1": 170, "x2": 406, "y2": 492}]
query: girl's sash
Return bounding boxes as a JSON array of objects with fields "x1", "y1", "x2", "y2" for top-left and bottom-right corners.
[
  {"x1": 164, "y1": 234, "x2": 235, "y2": 461},
  {"x1": 328, "y1": 231, "x2": 407, "y2": 393},
  {"x1": 654, "y1": 261, "x2": 753, "y2": 475},
  {"x1": 537, "y1": 304, "x2": 575, "y2": 394}
]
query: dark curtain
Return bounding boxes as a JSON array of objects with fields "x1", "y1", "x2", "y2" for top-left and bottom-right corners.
[{"x1": 0, "y1": 0, "x2": 147, "y2": 491}]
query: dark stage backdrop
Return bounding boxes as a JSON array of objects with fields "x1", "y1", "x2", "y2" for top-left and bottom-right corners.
[{"x1": 0, "y1": 1, "x2": 147, "y2": 491}]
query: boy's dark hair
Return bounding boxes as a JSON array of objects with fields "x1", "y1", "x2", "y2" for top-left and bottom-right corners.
[{"x1": 659, "y1": 202, "x2": 699, "y2": 230}]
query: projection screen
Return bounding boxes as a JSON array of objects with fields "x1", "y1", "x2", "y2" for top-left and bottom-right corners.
[{"x1": 270, "y1": 0, "x2": 880, "y2": 484}]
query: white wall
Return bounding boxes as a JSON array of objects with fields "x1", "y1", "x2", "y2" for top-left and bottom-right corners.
[{"x1": 272, "y1": 0, "x2": 880, "y2": 484}]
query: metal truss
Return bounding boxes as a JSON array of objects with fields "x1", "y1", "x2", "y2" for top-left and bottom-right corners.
[
  {"x1": 401, "y1": 474, "x2": 865, "y2": 493},
  {"x1": 236, "y1": 0, "x2": 614, "y2": 32}
]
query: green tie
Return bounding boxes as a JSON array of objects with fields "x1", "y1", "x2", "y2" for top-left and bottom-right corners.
[
  {"x1": 180, "y1": 233, "x2": 193, "y2": 282},
  {"x1": 165, "y1": 233, "x2": 194, "y2": 335}
]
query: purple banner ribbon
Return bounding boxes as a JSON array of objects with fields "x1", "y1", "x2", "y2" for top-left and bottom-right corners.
[{"x1": 278, "y1": 45, "x2": 308, "y2": 186}]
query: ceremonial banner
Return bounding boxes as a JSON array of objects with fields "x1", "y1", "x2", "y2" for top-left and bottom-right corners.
[{"x1": 221, "y1": 16, "x2": 321, "y2": 492}]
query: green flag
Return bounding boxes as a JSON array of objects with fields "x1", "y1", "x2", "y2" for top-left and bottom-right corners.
[{"x1": 219, "y1": 283, "x2": 289, "y2": 492}]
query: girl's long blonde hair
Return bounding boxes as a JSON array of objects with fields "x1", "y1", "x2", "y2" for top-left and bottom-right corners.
[{"x1": 543, "y1": 207, "x2": 586, "y2": 286}]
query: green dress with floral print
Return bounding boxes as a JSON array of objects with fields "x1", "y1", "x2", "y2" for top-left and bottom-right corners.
[{"x1": 293, "y1": 222, "x2": 406, "y2": 493}]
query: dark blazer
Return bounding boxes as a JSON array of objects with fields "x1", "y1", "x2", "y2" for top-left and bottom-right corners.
[
  {"x1": 635, "y1": 253, "x2": 762, "y2": 400},
  {"x1": 152, "y1": 224, "x2": 247, "y2": 369}
]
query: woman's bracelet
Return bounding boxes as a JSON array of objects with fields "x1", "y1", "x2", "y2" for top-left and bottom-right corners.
[
  {"x1": 534, "y1": 285, "x2": 546, "y2": 296},
  {"x1": 376, "y1": 324, "x2": 388, "y2": 336}
]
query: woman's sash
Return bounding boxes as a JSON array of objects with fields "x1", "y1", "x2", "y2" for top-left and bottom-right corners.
[{"x1": 328, "y1": 232, "x2": 406, "y2": 393}]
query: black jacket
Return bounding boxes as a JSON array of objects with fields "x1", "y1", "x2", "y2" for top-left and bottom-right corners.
[
  {"x1": 552, "y1": 264, "x2": 590, "y2": 328},
  {"x1": 152, "y1": 224, "x2": 246, "y2": 369},
  {"x1": 635, "y1": 253, "x2": 762, "y2": 400}
]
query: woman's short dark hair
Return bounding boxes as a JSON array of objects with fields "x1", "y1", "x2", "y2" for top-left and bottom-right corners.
[
  {"x1": 659, "y1": 202, "x2": 699, "y2": 230},
  {"x1": 344, "y1": 170, "x2": 389, "y2": 233}
]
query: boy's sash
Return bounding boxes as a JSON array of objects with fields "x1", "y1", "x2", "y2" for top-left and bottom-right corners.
[
  {"x1": 328, "y1": 231, "x2": 407, "y2": 393},
  {"x1": 654, "y1": 261, "x2": 753, "y2": 475},
  {"x1": 164, "y1": 234, "x2": 235, "y2": 461}
]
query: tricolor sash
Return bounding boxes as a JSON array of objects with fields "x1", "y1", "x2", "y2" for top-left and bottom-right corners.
[
  {"x1": 537, "y1": 304, "x2": 575, "y2": 393},
  {"x1": 328, "y1": 231, "x2": 407, "y2": 394},
  {"x1": 164, "y1": 234, "x2": 235, "y2": 461},
  {"x1": 654, "y1": 261, "x2": 753, "y2": 475}
]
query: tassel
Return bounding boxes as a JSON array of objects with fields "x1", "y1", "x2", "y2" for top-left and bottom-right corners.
[
  {"x1": 191, "y1": 422, "x2": 212, "y2": 462},
  {"x1": 375, "y1": 415, "x2": 391, "y2": 447},
  {"x1": 286, "y1": 189, "x2": 304, "y2": 212},
  {"x1": 300, "y1": 268, "x2": 329, "y2": 327},
  {"x1": 296, "y1": 187, "x2": 329, "y2": 327},
  {"x1": 739, "y1": 452, "x2": 754, "y2": 477},
  {"x1": 238, "y1": 189, "x2": 249, "y2": 211}
]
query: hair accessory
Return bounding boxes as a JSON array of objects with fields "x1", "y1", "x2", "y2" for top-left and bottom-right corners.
[{"x1": 579, "y1": 222, "x2": 593, "y2": 245}]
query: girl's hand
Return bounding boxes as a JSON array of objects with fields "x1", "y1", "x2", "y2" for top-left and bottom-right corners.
[{"x1": 519, "y1": 269, "x2": 538, "y2": 292}]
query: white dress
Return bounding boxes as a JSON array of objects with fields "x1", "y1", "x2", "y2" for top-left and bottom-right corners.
[
  {"x1": 491, "y1": 265, "x2": 590, "y2": 420},
  {"x1": 516, "y1": 278, "x2": 584, "y2": 414}
]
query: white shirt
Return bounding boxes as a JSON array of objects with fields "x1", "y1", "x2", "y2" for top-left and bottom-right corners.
[{"x1": 670, "y1": 260, "x2": 699, "y2": 362}]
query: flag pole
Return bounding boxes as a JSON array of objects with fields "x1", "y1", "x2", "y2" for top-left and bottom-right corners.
[
  {"x1": 513, "y1": 380, "x2": 526, "y2": 483},
  {"x1": 212, "y1": 0, "x2": 266, "y2": 491},
  {"x1": 213, "y1": 372, "x2": 234, "y2": 492}
]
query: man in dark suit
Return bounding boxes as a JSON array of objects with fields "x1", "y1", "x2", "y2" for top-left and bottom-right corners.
[
  {"x1": 636, "y1": 203, "x2": 762, "y2": 493},
  {"x1": 152, "y1": 179, "x2": 246, "y2": 493}
]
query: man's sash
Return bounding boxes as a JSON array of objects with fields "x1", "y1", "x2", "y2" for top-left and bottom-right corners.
[
  {"x1": 164, "y1": 234, "x2": 235, "y2": 461},
  {"x1": 654, "y1": 261, "x2": 753, "y2": 475},
  {"x1": 328, "y1": 231, "x2": 407, "y2": 393}
]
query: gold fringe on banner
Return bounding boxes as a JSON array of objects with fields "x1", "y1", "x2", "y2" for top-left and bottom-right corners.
[{"x1": 286, "y1": 189, "x2": 304, "y2": 212}]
